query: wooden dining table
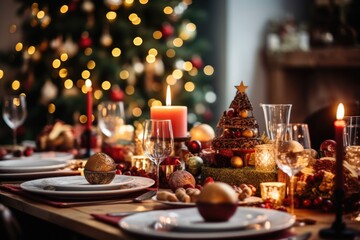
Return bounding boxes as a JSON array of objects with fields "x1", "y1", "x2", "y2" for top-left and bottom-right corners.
[{"x1": 1, "y1": 182, "x2": 359, "y2": 240}]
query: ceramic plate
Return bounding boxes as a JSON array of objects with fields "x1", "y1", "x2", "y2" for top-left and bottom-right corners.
[
  {"x1": 165, "y1": 208, "x2": 267, "y2": 231},
  {"x1": 50, "y1": 175, "x2": 135, "y2": 191},
  {"x1": 0, "y1": 169, "x2": 79, "y2": 180},
  {"x1": 152, "y1": 195, "x2": 263, "y2": 207},
  {"x1": 0, "y1": 159, "x2": 68, "y2": 173},
  {"x1": 3, "y1": 151, "x2": 74, "y2": 161},
  {"x1": 119, "y1": 207, "x2": 295, "y2": 239},
  {"x1": 20, "y1": 176, "x2": 155, "y2": 200}
]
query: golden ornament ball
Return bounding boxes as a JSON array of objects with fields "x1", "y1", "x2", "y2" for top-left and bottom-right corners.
[
  {"x1": 190, "y1": 124, "x2": 215, "y2": 142},
  {"x1": 230, "y1": 156, "x2": 243, "y2": 168},
  {"x1": 242, "y1": 129, "x2": 254, "y2": 138},
  {"x1": 240, "y1": 110, "x2": 248, "y2": 118}
]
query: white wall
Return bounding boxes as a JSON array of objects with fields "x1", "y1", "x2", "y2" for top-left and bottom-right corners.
[{"x1": 225, "y1": 0, "x2": 307, "y2": 132}]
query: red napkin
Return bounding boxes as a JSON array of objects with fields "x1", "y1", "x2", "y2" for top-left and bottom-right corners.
[
  {"x1": 91, "y1": 213, "x2": 123, "y2": 227},
  {"x1": 0, "y1": 184, "x2": 73, "y2": 207}
]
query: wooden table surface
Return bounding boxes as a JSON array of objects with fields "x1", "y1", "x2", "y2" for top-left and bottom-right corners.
[{"x1": 1, "y1": 186, "x2": 359, "y2": 240}]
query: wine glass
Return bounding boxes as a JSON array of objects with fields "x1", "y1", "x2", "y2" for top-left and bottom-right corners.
[
  {"x1": 2, "y1": 95, "x2": 27, "y2": 149},
  {"x1": 97, "y1": 101, "x2": 125, "y2": 141},
  {"x1": 343, "y1": 116, "x2": 360, "y2": 221},
  {"x1": 286, "y1": 123, "x2": 311, "y2": 149},
  {"x1": 261, "y1": 104, "x2": 292, "y2": 141},
  {"x1": 142, "y1": 119, "x2": 174, "y2": 191},
  {"x1": 275, "y1": 139, "x2": 312, "y2": 215}
]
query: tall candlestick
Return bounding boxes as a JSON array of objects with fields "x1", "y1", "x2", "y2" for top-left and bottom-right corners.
[
  {"x1": 150, "y1": 85, "x2": 188, "y2": 139},
  {"x1": 85, "y1": 79, "x2": 93, "y2": 130},
  {"x1": 334, "y1": 103, "x2": 345, "y2": 189},
  {"x1": 319, "y1": 102, "x2": 357, "y2": 239}
]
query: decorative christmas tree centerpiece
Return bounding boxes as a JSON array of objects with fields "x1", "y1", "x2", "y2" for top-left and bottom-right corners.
[
  {"x1": 212, "y1": 81, "x2": 263, "y2": 168},
  {"x1": 202, "y1": 81, "x2": 277, "y2": 192}
]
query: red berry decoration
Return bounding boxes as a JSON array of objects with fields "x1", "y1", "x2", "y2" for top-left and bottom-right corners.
[
  {"x1": 203, "y1": 176, "x2": 214, "y2": 185},
  {"x1": 116, "y1": 169, "x2": 122, "y2": 175},
  {"x1": 233, "y1": 129, "x2": 241, "y2": 138},
  {"x1": 188, "y1": 140, "x2": 202, "y2": 154},
  {"x1": 109, "y1": 85, "x2": 124, "y2": 102},
  {"x1": 24, "y1": 147, "x2": 34, "y2": 157},
  {"x1": 79, "y1": 32, "x2": 93, "y2": 49},
  {"x1": 302, "y1": 199, "x2": 312, "y2": 208},
  {"x1": 161, "y1": 22, "x2": 174, "y2": 38},
  {"x1": 312, "y1": 196, "x2": 323, "y2": 207},
  {"x1": 222, "y1": 129, "x2": 232, "y2": 138},
  {"x1": 191, "y1": 55, "x2": 203, "y2": 69}
]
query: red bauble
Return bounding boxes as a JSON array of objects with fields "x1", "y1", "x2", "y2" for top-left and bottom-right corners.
[
  {"x1": 320, "y1": 139, "x2": 336, "y2": 157},
  {"x1": 79, "y1": 35, "x2": 92, "y2": 49},
  {"x1": 191, "y1": 55, "x2": 203, "y2": 69},
  {"x1": 161, "y1": 23, "x2": 174, "y2": 38},
  {"x1": 226, "y1": 108, "x2": 235, "y2": 117},
  {"x1": 188, "y1": 140, "x2": 202, "y2": 154},
  {"x1": 109, "y1": 86, "x2": 124, "y2": 102}
]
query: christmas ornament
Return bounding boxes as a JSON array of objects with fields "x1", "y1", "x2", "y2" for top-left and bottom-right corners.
[
  {"x1": 161, "y1": 22, "x2": 174, "y2": 39},
  {"x1": 40, "y1": 80, "x2": 58, "y2": 105},
  {"x1": 187, "y1": 140, "x2": 202, "y2": 154},
  {"x1": 230, "y1": 156, "x2": 243, "y2": 168},
  {"x1": 190, "y1": 124, "x2": 215, "y2": 142},
  {"x1": 79, "y1": 32, "x2": 93, "y2": 49},
  {"x1": 187, "y1": 156, "x2": 203, "y2": 176},
  {"x1": 109, "y1": 85, "x2": 124, "y2": 102},
  {"x1": 191, "y1": 55, "x2": 203, "y2": 69}
]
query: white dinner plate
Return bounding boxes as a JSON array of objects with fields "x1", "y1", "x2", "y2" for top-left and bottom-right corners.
[
  {"x1": 3, "y1": 151, "x2": 74, "y2": 161},
  {"x1": 0, "y1": 159, "x2": 68, "y2": 173},
  {"x1": 119, "y1": 207, "x2": 295, "y2": 239},
  {"x1": 20, "y1": 176, "x2": 155, "y2": 200},
  {"x1": 152, "y1": 195, "x2": 263, "y2": 207},
  {"x1": 165, "y1": 208, "x2": 267, "y2": 231},
  {"x1": 50, "y1": 175, "x2": 135, "y2": 191}
]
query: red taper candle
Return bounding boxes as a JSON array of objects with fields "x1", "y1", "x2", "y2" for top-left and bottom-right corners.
[{"x1": 334, "y1": 103, "x2": 345, "y2": 189}]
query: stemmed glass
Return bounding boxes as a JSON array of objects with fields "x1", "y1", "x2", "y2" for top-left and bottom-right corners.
[
  {"x1": 142, "y1": 119, "x2": 174, "y2": 191},
  {"x1": 2, "y1": 95, "x2": 27, "y2": 149},
  {"x1": 275, "y1": 139, "x2": 312, "y2": 215},
  {"x1": 286, "y1": 123, "x2": 311, "y2": 149},
  {"x1": 261, "y1": 104, "x2": 292, "y2": 141},
  {"x1": 97, "y1": 101, "x2": 125, "y2": 141}
]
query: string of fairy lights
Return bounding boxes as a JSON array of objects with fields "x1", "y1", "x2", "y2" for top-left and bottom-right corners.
[{"x1": 0, "y1": 0, "x2": 216, "y2": 127}]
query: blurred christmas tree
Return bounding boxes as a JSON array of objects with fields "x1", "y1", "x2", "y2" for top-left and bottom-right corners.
[{"x1": 0, "y1": 0, "x2": 216, "y2": 143}]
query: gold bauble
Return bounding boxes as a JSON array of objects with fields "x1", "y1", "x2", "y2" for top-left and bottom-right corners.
[{"x1": 230, "y1": 156, "x2": 243, "y2": 168}]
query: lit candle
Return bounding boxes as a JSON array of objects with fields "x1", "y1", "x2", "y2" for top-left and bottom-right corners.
[
  {"x1": 334, "y1": 103, "x2": 345, "y2": 189},
  {"x1": 85, "y1": 79, "x2": 93, "y2": 130},
  {"x1": 150, "y1": 85, "x2": 188, "y2": 138}
]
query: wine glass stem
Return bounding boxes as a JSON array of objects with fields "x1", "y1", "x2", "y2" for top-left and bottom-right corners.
[
  {"x1": 289, "y1": 176, "x2": 295, "y2": 215},
  {"x1": 13, "y1": 128, "x2": 17, "y2": 148},
  {"x1": 155, "y1": 160, "x2": 161, "y2": 192}
]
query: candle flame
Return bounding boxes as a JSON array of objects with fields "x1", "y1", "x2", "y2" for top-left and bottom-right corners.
[
  {"x1": 166, "y1": 85, "x2": 171, "y2": 106},
  {"x1": 85, "y1": 79, "x2": 92, "y2": 90},
  {"x1": 336, "y1": 103, "x2": 345, "y2": 120}
]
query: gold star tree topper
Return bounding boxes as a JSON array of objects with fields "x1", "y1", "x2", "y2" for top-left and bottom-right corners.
[{"x1": 235, "y1": 81, "x2": 248, "y2": 93}]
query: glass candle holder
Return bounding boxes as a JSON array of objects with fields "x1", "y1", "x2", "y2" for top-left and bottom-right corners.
[
  {"x1": 131, "y1": 155, "x2": 151, "y2": 172},
  {"x1": 260, "y1": 182, "x2": 286, "y2": 205},
  {"x1": 255, "y1": 144, "x2": 275, "y2": 172}
]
